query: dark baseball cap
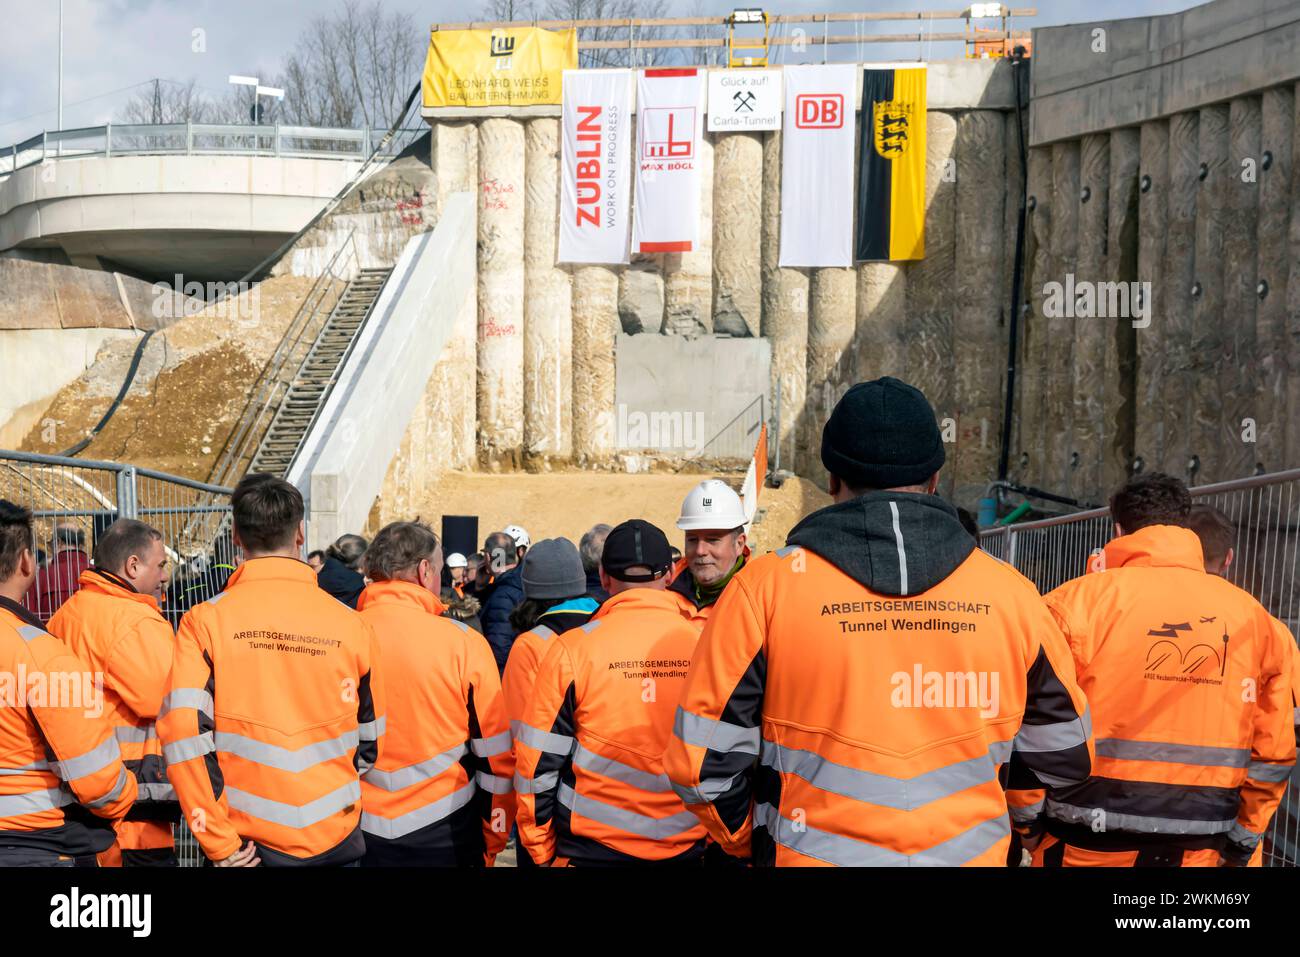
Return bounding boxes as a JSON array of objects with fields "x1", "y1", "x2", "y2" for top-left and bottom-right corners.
[{"x1": 600, "y1": 519, "x2": 674, "y2": 583}]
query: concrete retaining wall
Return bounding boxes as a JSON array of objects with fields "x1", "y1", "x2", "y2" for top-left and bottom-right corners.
[
  {"x1": 289, "y1": 192, "x2": 475, "y2": 549},
  {"x1": 1013, "y1": 0, "x2": 1300, "y2": 498},
  {"x1": 414, "y1": 58, "x2": 1024, "y2": 507}
]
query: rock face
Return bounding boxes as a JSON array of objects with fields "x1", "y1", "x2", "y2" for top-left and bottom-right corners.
[{"x1": 618, "y1": 268, "x2": 665, "y2": 334}]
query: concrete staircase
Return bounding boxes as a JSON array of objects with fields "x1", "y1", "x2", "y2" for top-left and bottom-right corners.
[{"x1": 248, "y1": 267, "x2": 391, "y2": 477}]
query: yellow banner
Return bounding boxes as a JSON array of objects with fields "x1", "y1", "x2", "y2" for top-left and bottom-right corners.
[{"x1": 422, "y1": 27, "x2": 578, "y2": 108}]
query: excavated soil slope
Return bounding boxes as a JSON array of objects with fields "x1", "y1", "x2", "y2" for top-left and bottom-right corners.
[{"x1": 21, "y1": 276, "x2": 328, "y2": 478}]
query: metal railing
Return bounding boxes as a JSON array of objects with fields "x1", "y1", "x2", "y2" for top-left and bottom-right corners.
[
  {"x1": 205, "y1": 231, "x2": 360, "y2": 492},
  {"x1": 981, "y1": 467, "x2": 1300, "y2": 866},
  {"x1": 687, "y1": 395, "x2": 766, "y2": 468},
  {"x1": 0, "y1": 449, "x2": 234, "y2": 625},
  {"x1": 0, "y1": 123, "x2": 427, "y2": 175}
]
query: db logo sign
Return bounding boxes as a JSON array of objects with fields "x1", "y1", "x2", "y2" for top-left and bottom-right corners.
[{"x1": 795, "y1": 94, "x2": 844, "y2": 129}]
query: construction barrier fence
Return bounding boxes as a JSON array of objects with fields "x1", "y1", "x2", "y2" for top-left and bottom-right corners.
[{"x1": 981, "y1": 468, "x2": 1300, "y2": 867}]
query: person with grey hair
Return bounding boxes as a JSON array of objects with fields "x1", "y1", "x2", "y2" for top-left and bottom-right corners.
[
  {"x1": 579, "y1": 523, "x2": 612, "y2": 603},
  {"x1": 356, "y1": 520, "x2": 514, "y2": 867},
  {"x1": 316, "y1": 533, "x2": 368, "y2": 609}
]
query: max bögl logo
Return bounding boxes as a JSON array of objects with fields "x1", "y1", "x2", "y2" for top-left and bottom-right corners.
[
  {"x1": 642, "y1": 107, "x2": 695, "y2": 159},
  {"x1": 795, "y1": 94, "x2": 844, "y2": 129}
]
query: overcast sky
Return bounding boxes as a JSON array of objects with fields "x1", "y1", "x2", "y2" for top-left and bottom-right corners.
[{"x1": 1, "y1": 0, "x2": 1201, "y2": 145}]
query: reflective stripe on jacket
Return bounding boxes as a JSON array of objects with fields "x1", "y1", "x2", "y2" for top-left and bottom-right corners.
[
  {"x1": 357, "y1": 580, "x2": 514, "y2": 865},
  {"x1": 48, "y1": 569, "x2": 177, "y2": 824},
  {"x1": 157, "y1": 557, "x2": 386, "y2": 865},
  {"x1": 1041, "y1": 525, "x2": 1295, "y2": 862},
  {"x1": 514, "y1": 588, "x2": 707, "y2": 865},
  {"x1": 0, "y1": 600, "x2": 137, "y2": 855},
  {"x1": 664, "y1": 492, "x2": 1094, "y2": 867}
]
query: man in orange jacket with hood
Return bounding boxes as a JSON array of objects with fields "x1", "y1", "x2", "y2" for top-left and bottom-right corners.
[
  {"x1": 356, "y1": 521, "x2": 514, "y2": 866},
  {"x1": 1027, "y1": 474, "x2": 1295, "y2": 866},
  {"x1": 664, "y1": 378, "x2": 1093, "y2": 866},
  {"x1": 48, "y1": 519, "x2": 178, "y2": 866}
]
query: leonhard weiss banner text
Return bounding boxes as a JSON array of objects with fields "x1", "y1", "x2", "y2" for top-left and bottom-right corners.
[
  {"x1": 422, "y1": 27, "x2": 577, "y2": 108},
  {"x1": 559, "y1": 70, "x2": 633, "y2": 264}
]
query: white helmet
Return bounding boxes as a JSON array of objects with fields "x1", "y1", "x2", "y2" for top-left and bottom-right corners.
[
  {"x1": 676, "y1": 479, "x2": 748, "y2": 531},
  {"x1": 445, "y1": 552, "x2": 468, "y2": 569},
  {"x1": 504, "y1": 524, "x2": 531, "y2": 549}
]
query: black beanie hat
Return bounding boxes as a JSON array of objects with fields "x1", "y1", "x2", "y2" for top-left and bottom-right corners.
[{"x1": 820, "y1": 377, "x2": 945, "y2": 490}]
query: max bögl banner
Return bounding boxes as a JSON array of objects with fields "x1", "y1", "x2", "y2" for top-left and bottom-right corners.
[
  {"x1": 559, "y1": 70, "x2": 633, "y2": 264},
  {"x1": 778, "y1": 63, "x2": 858, "y2": 268},
  {"x1": 856, "y1": 66, "x2": 927, "y2": 261},
  {"x1": 633, "y1": 69, "x2": 706, "y2": 254},
  {"x1": 422, "y1": 27, "x2": 577, "y2": 108}
]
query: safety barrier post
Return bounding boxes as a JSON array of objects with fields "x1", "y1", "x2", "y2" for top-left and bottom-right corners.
[{"x1": 114, "y1": 466, "x2": 138, "y2": 520}]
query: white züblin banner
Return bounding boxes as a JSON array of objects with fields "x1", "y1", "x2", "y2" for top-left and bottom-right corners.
[
  {"x1": 779, "y1": 63, "x2": 858, "y2": 268},
  {"x1": 559, "y1": 70, "x2": 633, "y2": 264},
  {"x1": 633, "y1": 68, "x2": 706, "y2": 254}
]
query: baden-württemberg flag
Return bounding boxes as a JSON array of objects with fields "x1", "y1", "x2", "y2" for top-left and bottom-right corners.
[{"x1": 855, "y1": 66, "x2": 927, "y2": 262}]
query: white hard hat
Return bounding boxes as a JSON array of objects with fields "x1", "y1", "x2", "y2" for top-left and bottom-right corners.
[
  {"x1": 504, "y1": 524, "x2": 531, "y2": 549},
  {"x1": 446, "y1": 552, "x2": 468, "y2": 569},
  {"x1": 676, "y1": 479, "x2": 747, "y2": 531}
]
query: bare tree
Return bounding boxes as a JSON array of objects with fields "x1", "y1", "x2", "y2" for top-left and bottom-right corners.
[
  {"x1": 542, "y1": 0, "x2": 671, "y2": 68},
  {"x1": 477, "y1": 0, "x2": 540, "y2": 21},
  {"x1": 680, "y1": 0, "x2": 728, "y2": 68},
  {"x1": 120, "y1": 80, "x2": 215, "y2": 124},
  {"x1": 276, "y1": 0, "x2": 422, "y2": 130}
]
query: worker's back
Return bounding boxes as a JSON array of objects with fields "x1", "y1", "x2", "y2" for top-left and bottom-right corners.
[
  {"x1": 515, "y1": 587, "x2": 707, "y2": 865},
  {"x1": 158, "y1": 556, "x2": 385, "y2": 866},
  {"x1": 356, "y1": 579, "x2": 513, "y2": 866},
  {"x1": 1042, "y1": 525, "x2": 1295, "y2": 861},
  {"x1": 666, "y1": 492, "x2": 1093, "y2": 866}
]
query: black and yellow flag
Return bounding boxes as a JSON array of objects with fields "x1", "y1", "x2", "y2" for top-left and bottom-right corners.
[{"x1": 855, "y1": 67, "x2": 927, "y2": 261}]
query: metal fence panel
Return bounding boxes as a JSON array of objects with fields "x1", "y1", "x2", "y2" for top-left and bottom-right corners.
[{"x1": 981, "y1": 468, "x2": 1300, "y2": 866}]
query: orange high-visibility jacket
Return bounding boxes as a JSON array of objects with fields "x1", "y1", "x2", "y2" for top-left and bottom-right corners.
[
  {"x1": 356, "y1": 580, "x2": 514, "y2": 865},
  {"x1": 157, "y1": 557, "x2": 386, "y2": 865},
  {"x1": 501, "y1": 598, "x2": 600, "y2": 727},
  {"x1": 1040, "y1": 525, "x2": 1296, "y2": 863},
  {"x1": 514, "y1": 587, "x2": 708, "y2": 865},
  {"x1": 663, "y1": 492, "x2": 1094, "y2": 866},
  {"x1": 48, "y1": 570, "x2": 177, "y2": 808},
  {"x1": 48, "y1": 570, "x2": 178, "y2": 861},
  {"x1": 0, "y1": 600, "x2": 138, "y2": 856}
]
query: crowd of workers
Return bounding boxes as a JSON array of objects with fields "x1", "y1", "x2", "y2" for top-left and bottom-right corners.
[{"x1": 0, "y1": 375, "x2": 1296, "y2": 868}]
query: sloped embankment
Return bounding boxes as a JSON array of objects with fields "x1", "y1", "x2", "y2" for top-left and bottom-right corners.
[{"x1": 20, "y1": 276, "x2": 332, "y2": 479}]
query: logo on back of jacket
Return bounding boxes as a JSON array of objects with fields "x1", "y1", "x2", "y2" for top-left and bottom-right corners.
[{"x1": 1143, "y1": 616, "x2": 1228, "y2": 686}]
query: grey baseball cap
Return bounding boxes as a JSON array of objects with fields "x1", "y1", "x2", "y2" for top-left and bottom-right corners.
[{"x1": 521, "y1": 537, "x2": 587, "y2": 600}]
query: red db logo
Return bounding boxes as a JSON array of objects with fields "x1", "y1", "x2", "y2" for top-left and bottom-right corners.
[{"x1": 795, "y1": 94, "x2": 843, "y2": 129}]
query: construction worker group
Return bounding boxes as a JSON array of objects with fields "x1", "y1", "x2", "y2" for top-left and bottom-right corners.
[{"x1": 0, "y1": 376, "x2": 1294, "y2": 867}]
